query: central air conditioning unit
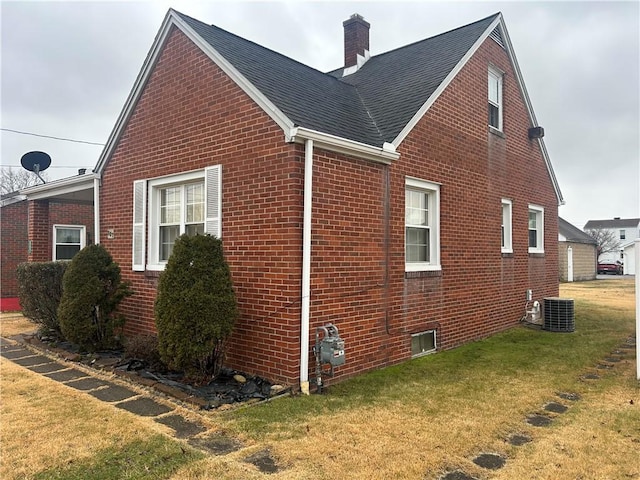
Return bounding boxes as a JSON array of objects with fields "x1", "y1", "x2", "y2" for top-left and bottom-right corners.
[{"x1": 543, "y1": 298, "x2": 575, "y2": 332}]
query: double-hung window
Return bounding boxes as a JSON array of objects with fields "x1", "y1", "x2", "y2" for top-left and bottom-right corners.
[
  {"x1": 528, "y1": 205, "x2": 544, "y2": 253},
  {"x1": 158, "y1": 183, "x2": 205, "y2": 261},
  {"x1": 132, "y1": 166, "x2": 221, "y2": 271},
  {"x1": 488, "y1": 66, "x2": 503, "y2": 131},
  {"x1": 501, "y1": 199, "x2": 512, "y2": 253},
  {"x1": 53, "y1": 225, "x2": 85, "y2": 260},
  {"x1": 405, "y1": 177, "x2": 440, "y2": 272}
]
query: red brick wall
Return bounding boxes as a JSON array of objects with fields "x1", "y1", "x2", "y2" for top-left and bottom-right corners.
[
  {"x1": 100, "y1": 27, "x2": 304, "y2": 384},
  {"x1": 99, "y1": 28, "x2": 559, "y2": 386},
  {"x1": 2, "y1": 199, "x2": 93, "y2": 300},
  {"x1": 1, "y1": 201, "x2": 28, "y2": 298},
  {"x1": 304, "y1": 36, "x2": 559, "y2": 381},
  {"x1": 28, "y1": 200, "x2": 94, "y2": 263}
]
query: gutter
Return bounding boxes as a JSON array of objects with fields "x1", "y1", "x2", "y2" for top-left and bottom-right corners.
[{"x1": 300, "y1": 138, "x2": 313, "y2": 395}]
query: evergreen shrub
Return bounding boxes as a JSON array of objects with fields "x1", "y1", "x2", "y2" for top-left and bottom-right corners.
[
  {"x1": 16, "y1": 261, "x2": 68, "y2": 337},
  {"x1": 155, "y1": 234, "x2": 238, "y2": 380},
  {"x1": 58, "y1": 244, "x2": 132, "y2": 351}
]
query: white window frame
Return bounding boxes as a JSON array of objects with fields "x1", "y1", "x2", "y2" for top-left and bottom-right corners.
[
  {"x1": 501, "y1": 199, "x2": 512, "y2": 253},
  {"x1": 52, "y1": 224, "x2": 86, "y2": 261},
  {"x1": 620, "y1": 229, "x2": 626, "y2": 240},
  {"x1": 528, "y1": 204, "x2": 544, "y2": 254},
  {"x1": 405, "y1": 177, "x2": 441, "y2": 272},
  {"x1": 488, "y1": 66, "x2": 503, "y2": 131},
  {"x1": 132, "y1": 166, "x2": 221, "y2": 272},
  {"x1": 411, "y1": 330, "x2": 437, "y2": 358}
]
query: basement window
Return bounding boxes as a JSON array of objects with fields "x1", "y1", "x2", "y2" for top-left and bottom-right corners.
[{"x1": 411, "y1": 330, "x2": 437, "y2": 358}]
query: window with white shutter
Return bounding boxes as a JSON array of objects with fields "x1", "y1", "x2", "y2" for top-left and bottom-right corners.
[{"x1": 132, "y1": 166, "x2": 222, "y2": 271}]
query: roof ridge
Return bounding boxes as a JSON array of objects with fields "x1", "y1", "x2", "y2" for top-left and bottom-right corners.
[{"x1": 175, "y1": 10, "x2": 348, "y2": 85}]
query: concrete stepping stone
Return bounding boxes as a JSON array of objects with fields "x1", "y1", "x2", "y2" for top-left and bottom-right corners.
[
  {"x1": 155, "y1": 414, "x2": 207, "y2": 439},
  {"x1": 188, "y1": 432, "x2": 243, "y2": 455},
  {"x1": 12, "y1": 354, "x2": 54, "y2": 367},
  {"x1": 527, "y1": 414, "x2": 552, "y2": 427},
  {"x1": 544, "y1": 402, "x2": 568, "y2": 414},
  {"x1": 28, "y1": 362, "x2": 68, "y2": 374},
  {"x1": 472, "y1": 453, "x2": 505, "y2": 470},
  {"x1": 89, "y1": 384, "x2": 138, "y2": 402},
  {"x1": 557, "y1": 392, "x2": 581, "y2": 401},
  {"x1": 440, "y1": 471, "x2": 478, "y2": 480},
  {"x1": 507, "y1": 433, "x2": 532, "y2": 446},
  {"x1": 44, "y1": 369, "x2": 88, "y2": 382},
  {"x1": 603, "y1": 356, "x2": 622, "y2": 363},
  {"x1": 65, "y1": 377, "x2": 110, "y2": 391},
  {"x1": 115, "y1": 397, "x2": 173, "y2": 417},
  {"x1": 0, "y1": 347, "x2": 35, "y2": 359},
  {"x1": 244, "y1": 449, "x2": 279, "y2": 474},
  {"x1": 596, "y1": 363, "x2": 614, "y2": 369},
  {"x1": 582, "y1": 373, "x2": 600, "y2": 380}
]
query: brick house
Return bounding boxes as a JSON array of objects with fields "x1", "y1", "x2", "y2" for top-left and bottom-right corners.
[
  {"x1": 558, "y1": 217, "x2": 597, "y2": 282},
  {"x1": 1, "y1": 177, "x2": 95, "y2": 311},
  {"x1": 24, "y1": 9, "x2": 563, "y2": 390}
]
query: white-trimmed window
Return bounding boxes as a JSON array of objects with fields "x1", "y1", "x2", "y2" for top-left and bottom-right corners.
[
  {"x1": 405, "y1": 177, "x2": 440, "y2": 272},
  {"x1": 501, "y1": 199, "x2": 512, "y2": 253},
  {"x1": 620, "y1": 229, "x2": 626, "y2": 240},
  {"x1": 132, "y1": 166, "x2": 221, "y2": 271},
  {"x1": 528, "y1": 205, "x2": 544, "y2": 253},
  {"x1": 53, "y1": 225, "x2": 85, "y2": 260},
  {"x1": 411, "y1": 330, "x2": 437, "y2": 357},
  {"x1": 488, "y1": 66, "x2": 503, "y2": 131}
]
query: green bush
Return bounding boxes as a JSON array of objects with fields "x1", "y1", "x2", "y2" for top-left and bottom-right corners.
[
  {"x1": 16, "y1": 261, "x2": 68, "y2": 337},
  {"x1": 58, "y1": 244, "x2": 132, "y2": 351},
  {"x1": 155, "y1": 234, "x2": 238, "y2": 380}
]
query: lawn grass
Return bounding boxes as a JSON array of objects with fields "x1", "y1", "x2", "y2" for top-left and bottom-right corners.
[{"x1": 1, "y1": 279, "x2": 637, "y2": 479}]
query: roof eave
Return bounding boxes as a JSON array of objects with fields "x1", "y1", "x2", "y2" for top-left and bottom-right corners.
[
  {"x1": 20, "y1": 173, "x2": 99, "y2": 200},
  {"x1": 289, "y1": 127, "x2": 399, "y2": 165},
  {"x1": 94, "y1": 9, "x2": 295, "y2": 177}
]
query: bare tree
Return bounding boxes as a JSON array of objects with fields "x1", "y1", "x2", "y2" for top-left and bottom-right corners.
[
  {"x1": 0, "y1": 167, "x2": 48, "y2": 195},
  {"x1": 585, "y1": 228, "x2": 622, "y2": 260}
]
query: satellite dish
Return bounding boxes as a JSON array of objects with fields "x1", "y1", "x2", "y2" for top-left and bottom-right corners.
[{"x1": 21, "y1": 151, "x2": 51, "y2": 184}]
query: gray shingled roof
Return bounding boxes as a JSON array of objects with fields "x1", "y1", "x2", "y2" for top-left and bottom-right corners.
[
  {"x1": 559, "y1": 217, "x2": 596, "y2": 244},
  {"x1": 176, "y1": 11, "x2": 498, "y2": 147},
  {"x1": 584, "y1": 218, "x2": 640, "y2": 230}
]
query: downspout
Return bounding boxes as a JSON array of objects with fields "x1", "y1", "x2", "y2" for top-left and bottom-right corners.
[
  {"x1": 300, "y1": 138, "x2": 313, "y2": 395},
  {"x1": 93, "y1": 177, "x2": 100, "y2": 244}
]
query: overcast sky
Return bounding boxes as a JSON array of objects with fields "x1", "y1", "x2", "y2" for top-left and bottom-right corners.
[{"x1": 1, "y1": 0, "x2": 638, "y2": 229}]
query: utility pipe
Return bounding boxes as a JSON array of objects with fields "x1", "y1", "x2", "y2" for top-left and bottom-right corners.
[
  {"x1": 93, "y1": 177, "x2": 100, "y2": 244},
  {"x1": 300, "y1": 139, "x2": 314, "y2": 395}
]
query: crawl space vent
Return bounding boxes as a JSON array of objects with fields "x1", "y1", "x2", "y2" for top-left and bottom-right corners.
[{"x1": 543, "y1": 297, "x2": 575, "y2": 332}]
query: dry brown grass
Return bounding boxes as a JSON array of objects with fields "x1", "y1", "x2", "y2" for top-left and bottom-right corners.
[{"x1": 1, "y1": 279, "x2": 638, "y2": 479}]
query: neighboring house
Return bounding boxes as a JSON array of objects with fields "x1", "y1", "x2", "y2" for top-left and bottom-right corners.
[
  {"x1": 584, "y1": 217, "x2": 640, "y2": 271},
  {"x1": 558, "y1": 217, "x2": 597, "y2": 282},
  {"x1": 22, "y1": 10, "x2": 563, "y2": 390},
  {"x1": 1, "y1": 180, "x2": 95, "y2": 311}
]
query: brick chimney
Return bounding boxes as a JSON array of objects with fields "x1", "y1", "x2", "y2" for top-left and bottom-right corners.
[{"x1": 343, "y1": 13, "x2": 370, "y2": 68}]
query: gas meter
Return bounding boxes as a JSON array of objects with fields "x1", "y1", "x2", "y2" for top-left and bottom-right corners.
[
  {"x1": 314, "y1": 323, "x2": 345, "y2": 392},
  {"x1": 319, "y1": 325, "x2": 345, "y2": 366}
]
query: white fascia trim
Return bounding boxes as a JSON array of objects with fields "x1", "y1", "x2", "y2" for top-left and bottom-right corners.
[
  {"x1": 95, "y1": 9, "x2": 295, "y2": 176},
  {"x1": 20, "y1": 173, "x2": 100, "y2": 201},
  {"x1": 392, "y1": 16, "x2": 502, "y2": 149},
  {"x1": 288, "y1": 127, "x2": 399, "y2": 165}
]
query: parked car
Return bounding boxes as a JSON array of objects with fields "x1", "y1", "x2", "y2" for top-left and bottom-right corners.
[{"x1": 597, "y1": 261, "x2": 623, "y2": 275}]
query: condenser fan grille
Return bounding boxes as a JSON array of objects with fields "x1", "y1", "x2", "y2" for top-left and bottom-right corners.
[{"x1": 543, "y1": 298, "x2": 575, "y2": 332}]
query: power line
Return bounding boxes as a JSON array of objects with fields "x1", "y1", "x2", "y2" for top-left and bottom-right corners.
[{"x1": 1, "y1": 128, "x2": 105, "y2": 146}]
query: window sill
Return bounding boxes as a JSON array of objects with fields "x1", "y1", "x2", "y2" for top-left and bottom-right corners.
[
  {"x1": 501, "y1": 252, "x2": 514, "y2": 258},
  {"x1": 528, "y1": 252, "x2": 545, "y2": 258},
  {"x1": 489, "y1": 126, "x2": 505, "y2": 139}
]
